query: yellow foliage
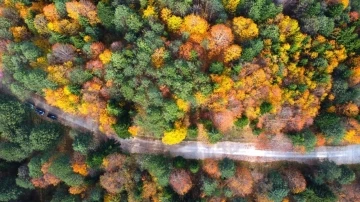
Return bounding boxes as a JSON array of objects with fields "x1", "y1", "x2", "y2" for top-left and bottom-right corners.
[
  {"x1": 176, "y1": 98, "x2": 190, "y2": 112},
  {"x1": 278, "y1": 15, "x2": 300, "y2": 36},
  {"x1": 340, "y1": 0, "x2": 349, "y2": 8},
  {"x1": 181, "y1": 14, "x2": 208, "y2": 42},
  {"x1": 99, "y1": 110, "x2": 117, "y2": 134},
  {"x1": 44, "y1": 87, "x2": 79, "y2": 113},
  {"x1": 343, "y1": 103, "x2": 359, "y2": 117},
  {"x1": 222, "y1": 0, "x2": 241, "y2": 13},
  {"x1": 143, "y1": 5, "x2": 156, "y2": 18},
  {"x1": 167, "y1": 15, "x2": 183, "y2": 31},
  {"x1": 232, "y1": 17, "x2": 259, "y2": 41},
  {"x1": 151, "y1": 47, "x2": 165, "y2": 68},
  {"x1": 128, "y1": 126, "x2": 139, "y2": 136},
  {"x1": 195, "y1": 92, "x2": 208, "y2": 105},
  {"x1": 162, "y1": 128, "x2": 187, "y2": 145},
  {"x1": 224, "y1": 44, "x2": 242, "y2": 63},
  {"x1": 160, "y1": 8, "x2": 172, "y2": 22},
  {"x1": 344, "y1": 130, "x2": 360, "y2": 144},
  {"x1": 99, "y1": 49, "x2": 112, "y2": 64},
  {"x1": 47, "y1": 64, "x2": 72, "y2": 85},
  {"x1": 83, "y1": 35, "x2": 92, "y2": 42}
]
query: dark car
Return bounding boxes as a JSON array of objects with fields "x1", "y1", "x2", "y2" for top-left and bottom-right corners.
[
  {"x1": 47, "y1": 113, "x2": 58, "y2": 120},
  {"x1": 35, "y1": 107, "x2": 45, "y2": 116},
  {"x1": 25, "y1": 101, "x2": 35, "y2": 109}
]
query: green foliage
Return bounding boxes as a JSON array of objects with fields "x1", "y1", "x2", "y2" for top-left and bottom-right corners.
[
  {"x1": 30, "y1": 123, "x2": 62, "y2": 151},
  {"x1": 113, "y1": 123, "x2": 132, "y2": 139},
  {"x1": 219, "y1": 158, "x2": 235, "y2": 179},
  {"x1": 139, "y1": 155, "x2": 172, "y2": 187},
  {"x1": 209, "y1": 62, "x2": 224, "y2": 74},
  {"x1": 72, "y1": 132, "x2": 93, "y2": 154},
  {"x1": 0, "y1": 177, "x2": 24, "y2": 202},
  {"x1": 0, "y1": 142, "x2": 29, "y2": 162},
  {"x1": 260, "y1": 24, "x2": 280, "y2": 42},
  {"x1": 260, "y1": 102, "x2": 273, "y2": 115},
  {"x1": 315, "y1": 113, "x2": 345, "y2": 143},
  {"x1": 338, "y1": 165, "x2": 355, "y2": 185},
  {"x1": 234, "y1": 116, "x2": 249, "y2": 129},
  {"x1": 334, "y1": 26, "x2": 360, "y2": 53},
  {"x1": 69, "y1": 68, "x2": 93, "y2": 85},
  {"x1": 113, "y1": 5, "x2": 143, "y2": 34},
  {"x1": 189, "y1": 161, "x2": 200, "y2": 174},
  {"x1": 289, "y1": 129, "x2": 317, "y2": 151},
  {"x1": 239, "y1": 0, "x2": 283, "y2": 22},
  {"x1": 202, "y1": 177, "x2": 219, "y2": 196},
  {"x1": 314, "y1": 160, "x2": 341, "y2": 184},
  {"x1": 241, "y1": 39, "x2": 264, "y2": 62},
  {"x1": 267, "y1": 171, "x2": 289, "y2": 202},
  {"x1": 86, "y1": 139, "x2": 121, "y2": 169},
  {"x1": 173, "y1": 156, "x2": 186, "y2": 168},
  {"x1": 48, "y1": 154, "x2": 84, "y2": 187}
]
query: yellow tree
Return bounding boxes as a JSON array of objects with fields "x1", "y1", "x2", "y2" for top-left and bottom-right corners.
[
  {"x1": 222, "y1": 0, "x2": 241, "y2": 13},
  {"x1": 162, "y1": 128, "x2": 187, "y2": 145},
  {"x1": 232, "y1": 17, "x2": 259, "y2": 41},
  {"x1": 224, "y1": 44, "x2": 242, "y2": 63},
  {"x1": 181, "y1": 14, "x2": 209, "y2": 43}
]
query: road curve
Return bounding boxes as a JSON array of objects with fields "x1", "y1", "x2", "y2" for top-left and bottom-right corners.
[{"x1": 1, "y1": 84, "x2": 359, "y2": 164}]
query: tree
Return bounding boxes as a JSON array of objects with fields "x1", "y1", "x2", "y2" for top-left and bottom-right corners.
[
  {"x1": 0, "y1": 177, "x2": 24, "y2": 202},
  {"x1": 208, "y1": 24, "x2": 234, "y2": 50},
  {"x1": 113, "y1": 5, "x2": 143, "y2": 34},
  {"x1": 100, "y1": 171, "x2": 127, "y2": 194},
  {"x1": 202, "y1": 159, "x2": 221, "y2": 178},
  {"x1": 226, "y1": 167, "x2": 254, "y2": 197},
  {"x1": 97, "y1": 2, "x2": 115, "y2": 29},
  {"x1": 314, "y1": 160, "x2": 341, "y2": 184},
  {"x1": 49, "y1": 43, "x2": 76, "y2": 64},
  {"x1": 315, "y1": 113, "x2": 345, "y2": 143},
  {"x1": 267, "y1": 171, "x2": 289, "y2": 202},
  {"x1": 30, "y1": 123, "x2": 62, "y2": 151},
  {"x1": 202, "y1": 177, "x2": 218, "y2": 196},
  {"x1": 338, "y1": 165, "x2": 355, "y2": 185},
  {"x1": 162, "y1": 128, "x2": 187, "y2": 145},
  {"x1": 234, "y1": 116, "x2": 249, "y2": 129},
  {"x1": 239, "y1": 0, "x2": 282, "y2": 22},
  {"x1": 219, "y1": 158, "x2": 236, "y2": 179},
  {"x1": 232, "y1": 16, "x2": 259, "y2": 41},
  {"x1": 139, "y1": 155, "x2": 172, "y2": 187},
  {"x1": 72, "y1": 132, "x2": 93, "y2": 154},
  {"x1": 48, "y1": 154, "x2": 84, "y2": 187},
  {"x1": 169, "y1": 169, "x2": 193, "y2": 195},
  {"x1": 284, "y1": 169, "x2": 306, "y2": 194}
]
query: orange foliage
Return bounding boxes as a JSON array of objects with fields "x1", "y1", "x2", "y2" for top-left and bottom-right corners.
[
  {"x1": 169, "y1": 169, "x2": 193, "y2": 195},
  {"x1": 142, "y1": 180, "x2": 157, "y2": 199},
  {"x1": 90, "y1": 42, "x2": 105, "y2": 58},
  {"x1": 227, "y1": 167, "x2": 254, "y2": 197},
  {"x1": 284, "y1": 169, "x2": 306, "y2": 194},
  {"x1": 10, "y1": 26, "x2": 28, "y2": 42},
  {"x1": 66, "y1": 1, "x2": 99, "y2": 25},
  {"x1": 151, "y1": 47, "x2": 166, "y2": 68},
  {"x1": 342, "y1": 103, "x2": 359, "y2": 117},
  {"x1": 69, "y1": 185, "x2": 86, "y2": 195},
  {"x1": 349, "y1": 66, "x2": 360, "y2": 87},
  {"x1": 179, "y1": 41, "x2": 206, "y2": 61},
  {"x1": 202, "y1": 159, "x2": 221, "y2": 178},
  {"x1": 72, "y1": 163, "x2": 88, "y2": 176},
  {"x1": 43, "y1": 4, "x2": 59, "y2": 21},
  {"x1": 208, "y1": 24, "x2": 234, "y2": 50}
]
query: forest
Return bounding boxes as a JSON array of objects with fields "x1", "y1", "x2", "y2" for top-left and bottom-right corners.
[
  {"x1": 0, "y1": 93, "x2": 359, "y2": 202},
  {"x1": 0, "y1": 0, "x2": 360, "y2": 148}
]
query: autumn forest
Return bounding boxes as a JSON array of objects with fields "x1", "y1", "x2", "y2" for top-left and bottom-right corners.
[{"x1": 1, "y1": 0, "x2": 360, "y2": 201}]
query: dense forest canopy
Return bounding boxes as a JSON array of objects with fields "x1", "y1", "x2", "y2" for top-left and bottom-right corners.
[{"x1": 0, "y1": 0, "x2": 359, "y2": 148}]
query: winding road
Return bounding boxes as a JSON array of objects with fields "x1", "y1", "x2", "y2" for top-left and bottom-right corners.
[{"x1": 1, "y1": 83, "x2": 360, "y2": 165}]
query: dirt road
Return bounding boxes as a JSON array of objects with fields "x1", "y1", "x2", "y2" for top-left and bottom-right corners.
[{"x1": 1, "y1": 84, "x2": 359, "y2": 164}]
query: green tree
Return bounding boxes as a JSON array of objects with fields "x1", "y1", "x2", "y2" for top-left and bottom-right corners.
[
  {"x1": 0, "y1": 177, "x2": 24, "y2": 202},
  {"x1": 48, "y1": 154, "x2": 84, "y2": 187},
  {"x1": 113, "y1": 5, "x2": 143, "y2": 34},
  {"x1": 30, "y1": 123, "x2": 62, "y2": 151},
  {"x1": 338, "y1": 165, "x2": 355, "y2": 185},
  {"x1": 315, "y1": 113, "x2": 345, "y2": 144},
  {"x1": 234, "y1": 116, "x2": 249, "y2": 129},
  {"x1": 202, "y1": 177, "x2": 218, "y2": 196},
  {"x1": 219, "y1": 158, "x2": 235, "y2": 179},
  {"x1": 267, "y1": 171, "x2": 289, "y2": 202},
  {"x1": 72, "y1": 132, "x2": 93, "y2": 154}
]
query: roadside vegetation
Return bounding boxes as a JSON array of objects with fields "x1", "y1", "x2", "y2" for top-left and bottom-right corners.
[
  {"x1": 0, "y1": 93, "x2": 359, "y2": 201},
  {"x1": 0, "y1": 0, "x2": 359, "y2": 148}
]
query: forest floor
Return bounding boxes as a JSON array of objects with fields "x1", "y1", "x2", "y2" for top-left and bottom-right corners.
[{"x1": 1, "y1": 83, "x2": 359, "y2": 165}]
